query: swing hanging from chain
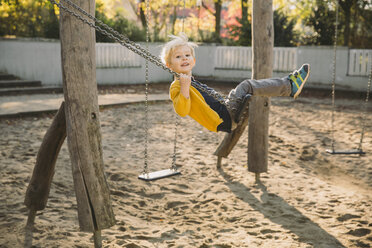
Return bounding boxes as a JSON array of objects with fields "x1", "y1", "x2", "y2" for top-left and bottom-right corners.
[
  {"x1": 139, "y1": 0, "x2": 192, "y2": 180},
  {"x1": 50, "y1": 0, "x2": 230, "y2": 110},
  {"x1": 50, "y1": 0, "x2": 214, "y2": 180},
  {"x1": 325, "y1": 0, "x2": 370, "y2": 155},
  {"x1": 138, "y1": 0, "x2": 181, "y2": 180}
]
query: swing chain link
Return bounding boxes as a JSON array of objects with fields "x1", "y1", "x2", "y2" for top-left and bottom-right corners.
[
  {"x1": 61, "y1": 0, "x2": 163, "y2": 73},
  {"x1": 50, "y1": 0, "x2": 230, "y2": 111},
  {"x1": 170, "y1": 0, "x2": 188, "y2": 173},
  {"x1": 358, "y1": 62, "x2": 372, "y2": 151},
  {"x1": 330, "y1": 0, "x2": 339, "y2": 152},
  {"x1": 171, "y1": 116, "x2": 179, "y2": 171},
  {"x1": 51, "y1": 0, "x2": 175, "y2": 76},
  {"x1": 143, "y1": 0, "x2": 150, "y2": 175},
  {"x1": 329, "y1": 0, "x2": 369, "y2": 153}
]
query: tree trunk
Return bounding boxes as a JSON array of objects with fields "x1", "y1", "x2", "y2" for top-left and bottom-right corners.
[
  {"x1": 139, "y1": 0, "x2": 147, "y2": 29},
  {"x1": 59, "y1": 0, "x2": 115, "y2": 232},
  {"x1": 351, "y1": 2, "x2": 358, "y2": 46},
  {"x1": 214, "y1": 0, "x2": 222, "y2": 41},
  {"x1": 214, "y1": 116, "x2": 249, "y2": 158},
  {"x1": 171, "y1": 5, "x2": 177, "y2": 34},
  {"x1": 241, "y1": 0, "x2": 248, "y2": 22},
  {"x1": 248, "y1": 0, "x2": 273, "y2": 178},
  {"x1": 339, "y1": 0, "x2": 354, "y2": 47}
]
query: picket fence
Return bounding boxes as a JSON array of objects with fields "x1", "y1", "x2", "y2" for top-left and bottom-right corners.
[{"x1": 96, "y1": 44, "x2": 370, "y2": 77}]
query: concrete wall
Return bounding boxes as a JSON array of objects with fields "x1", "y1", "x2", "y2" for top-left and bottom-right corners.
[
  {"x1": 0, "y1": 39, "x2": 62, "y2": 85},
  {"x1": 195, "y1": 45, "x2": 368, "y2": 91},
  {"x1": 0, "y1": 38, "x2": 369, "y2": 91},
  {"x1": 96, "y1": 43, "x2": 172, "y2": 85},
  {"x1": 296, "y1": 46, "x2": 367, "y2": 91},
  {"x1": 0, "y1": 39, "x2": 172, "y2": 85}
]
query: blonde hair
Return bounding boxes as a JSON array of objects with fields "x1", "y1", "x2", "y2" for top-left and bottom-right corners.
[{"x1": 160, "y1": 32, "x2": 198, "y2": 65}]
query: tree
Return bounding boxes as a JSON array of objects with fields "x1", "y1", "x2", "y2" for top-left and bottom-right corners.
[
  {"x1": 338, "y1": 0, "x2": 355, "y2": 46},
  {"x1": 340, "y1": 0, "x2": 372, "y2": 48},
  {"x1": 296, "y1": 0, "x2": 371, "y2": 48},
  {"x1": 202, "y1": 0, "x2": 223, "y2": 42},
  {"x1": 302, "y1": 0, "x2": 336, "y2": 46},
  {"x1": 95, "y1": 2, "x2": 145, "y2": 42},
  {"x1": 139, "y1": 0, "x2": 147, "y2": 29},
  {"x1": 273, "y1": 8, "x2": 297, "y2": 46},
  {"x1": 0, "y1": 0, "x2": 59, "y2": 39},
  {"x1": 132, "y1": 0, "x2": 184, "y2": 41},
  {"x1": 43, "y1": 1, "x2": 59, "y2": 39},
  {"x1": 226, "y1": 0, "x2": 251, "y2": 46},
  {"x1": 226, "y1": 1, "x2": 296, "y2": 46},
  {"x1": 1, "y1": 0, "x2": 370, "y2": 47},
  {"x1": 351, "y1": 0, "x2": 372, "y2": 48}
]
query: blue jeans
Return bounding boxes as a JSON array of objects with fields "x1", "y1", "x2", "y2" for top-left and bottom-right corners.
[
  {"x1": 222, "y1": 76, "x2": 292, "y2": 131},
  {"x1": 226, "y1": 77, "x2": 291, "y2": 110}
]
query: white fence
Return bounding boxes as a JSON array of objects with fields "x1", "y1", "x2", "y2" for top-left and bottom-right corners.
[
  {"x1": 348, "y1": 49, "x2": 372, "y2": 76},
  {"x1": 215, "y1": 46, "x2": 297, "y2": 72},
  {"x1": 215, "y1": 46, "x2": 252, "y2": 70},
  {"x1": 94, "y1": 44, "x2": 367, "y2": 76},
  {"x1": 0, "y1": 39, "x2": 370, "y2": 90},
  {"x1": 96, "y1": 43, "x2": 141, "y2": 68},
  {"x1": 273, "y1": 47, "x2": 297, "y2": 72}
]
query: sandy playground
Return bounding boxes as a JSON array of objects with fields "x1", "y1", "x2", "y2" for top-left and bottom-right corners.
[{"x1": 0, "y1": 84, "x2": 371, "y2": 247}]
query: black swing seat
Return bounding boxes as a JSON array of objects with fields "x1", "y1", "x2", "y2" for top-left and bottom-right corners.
[
  {"x1": 326, "y1": 149, "x2": 365, "y2": 155},
  {"x1": 138, "y1": 169, "x2": 181, "y2": 181}
]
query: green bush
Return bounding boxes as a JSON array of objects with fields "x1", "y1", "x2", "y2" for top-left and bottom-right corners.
[
  {"x1": 0, "y1": 0, "x2": 59, "y2": 39},
  {"x1": 0, "y1": 0, "x2": 145, "y2": 42}
]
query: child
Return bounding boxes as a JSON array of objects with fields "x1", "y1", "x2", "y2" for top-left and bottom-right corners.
[{"x1": 161, "y1": 33, "x2": 310, "y2": 133}]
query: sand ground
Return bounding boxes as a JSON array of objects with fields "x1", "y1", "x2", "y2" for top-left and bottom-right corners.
[{"x1": 0, "y1": 86, "x2": 371, "y2": 247}]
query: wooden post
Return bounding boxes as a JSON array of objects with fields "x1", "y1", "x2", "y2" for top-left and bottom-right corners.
[
  {"x1": 248, "y1": 0, "x2": 273, "y2": 181},
  {"x1": 214, "y1": 115, "x2": 250, "y2": 167},
  {"x1": 59, "y1": 0, "x2": 115, "y2": 235},
  {"x1": 24, "y1": 102, "x2": 66, "y2": 225}
]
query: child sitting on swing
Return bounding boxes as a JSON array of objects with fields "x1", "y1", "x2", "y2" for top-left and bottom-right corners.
[{"x1": 161, "y1": 33, "x2": 310, "y2": 133}]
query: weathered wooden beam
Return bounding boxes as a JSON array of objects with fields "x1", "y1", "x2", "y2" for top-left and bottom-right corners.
[
  {"x1": 248, "y1": 0, "x2": 273, "y2": 180},
  {"x1": 214, "y1": 0, "x2": 273, "y2": 181},
  {"x1": 24, "y1": 102, "x2": 66, "y2": 215},
  {"x1": 93, "y1": 230, "x2": 102, "y2": 248},
  {"x1": 214, "y1": 112, "x2": 249, "y2": 160},
  {"x1": 248, "y1": 97, "x2": 269, "y2": 176},
  {"x1": 60, "y1": 0, "x2": 115, "y2": 233}
]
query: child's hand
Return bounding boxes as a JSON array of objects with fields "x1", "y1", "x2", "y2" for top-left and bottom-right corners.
[
  {"x1": 179, "y1": 73, "x2": 191, "y2": 87},
  {"x1": 179, "y1": 74, "x2": 191, "y2": 98}
]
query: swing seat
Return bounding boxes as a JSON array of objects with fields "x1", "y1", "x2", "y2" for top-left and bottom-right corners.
[
  {"x1": 138, "y1": 169, "x2": 181, "y2": 181},
  {"x1": 326, "y1": 149, "x2": 365, "y2": 155}
]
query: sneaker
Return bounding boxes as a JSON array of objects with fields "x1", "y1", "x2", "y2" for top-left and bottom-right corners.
[{"x1": 289, "y1": 64, "x2": 310, "y2": 99}]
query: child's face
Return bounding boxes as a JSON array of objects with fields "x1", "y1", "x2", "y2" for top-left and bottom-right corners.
[{"x1": 167, "y1": 45, "x2": 196, "y2": 75}]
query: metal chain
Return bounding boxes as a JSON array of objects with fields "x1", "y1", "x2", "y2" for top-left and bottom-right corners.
[
  {"x1": 143, "y1": 0, "x2": 150, "y2": 175},
  {"x1": 50, "y1": 0, "x2": 177, "y2": 75},
  {"x1": 171, "y1": 0, "x2": 187, "y2": 172},
  {"x1": 51, "y1": 0, "x2": 230, "y2": 110},
  {"x1": 171, "y1": 118, "x2": 179, "y2": 171},
  {"x1": 330, "y1": 0, "x2": 339, "y2": 152},
  {"x1": 329, "y1": 1, "x2": 369, "y2": 153},
  {"x1": 61, "y1": 0, "x2": 162, "y2": 67},
  {"x1": 358, "y1": 62, "x2": 372, "y2": 151}
]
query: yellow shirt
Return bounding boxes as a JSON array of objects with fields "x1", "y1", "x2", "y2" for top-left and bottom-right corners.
[{"x1": 169, "y1": 79, "x2": 223, "y2": 132}]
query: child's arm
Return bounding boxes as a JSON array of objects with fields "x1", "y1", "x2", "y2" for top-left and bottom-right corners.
[
  {"x1": 179, "y1": 74, "x2": 191, "y2": 98},
  {"x1": 169, "y1": 76, "x2": 191, "y2": 117}
]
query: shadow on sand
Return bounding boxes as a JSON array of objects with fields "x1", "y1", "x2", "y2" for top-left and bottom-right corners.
[{"x1": 217, "y1": 166, "x2": 346, "y2": 247}]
